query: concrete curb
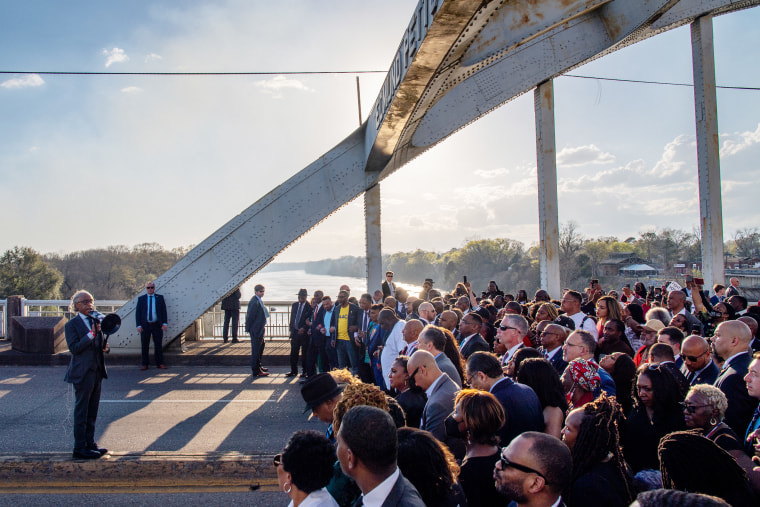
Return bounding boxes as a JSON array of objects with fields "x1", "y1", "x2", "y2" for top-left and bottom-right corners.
[{"x1": 0, "y1": 452, "x2": 278, "y2": 492}]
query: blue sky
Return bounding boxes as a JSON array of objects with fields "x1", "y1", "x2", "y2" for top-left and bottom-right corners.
[{"x1": 1, "y1": 1, "x2": 758, "y2": 262}]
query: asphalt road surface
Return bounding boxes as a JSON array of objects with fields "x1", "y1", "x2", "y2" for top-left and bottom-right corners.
[{"x1": 0, "y1": 365, "x2": 325, "y2": 455}]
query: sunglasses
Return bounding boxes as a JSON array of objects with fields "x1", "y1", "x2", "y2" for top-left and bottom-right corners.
[
  {"x1": 684, "y1": 351, "x2": 707, "y2": 362},
  {"x1": 679, "y1": 402, "x2": 711, "y2": 414},
  {"x1": 273, "y1": 453, "x2": 282, "y2": 467},
  {"x1": 146, "y1": 286, "x2": 155, "y2": 289},
  {"x1": 498, "y1": 454, "x2": 546, "y2": 479},
  {"x1": 499, "y1": 325, "x2": 519, "y2": 332}
]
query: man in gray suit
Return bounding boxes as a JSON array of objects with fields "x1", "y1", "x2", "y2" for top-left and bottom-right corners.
[
  {"x1": 416, "y1": 326, "x2": 462, "y2": 387},
  {"x1": 407, "y1": 350, "x2": 460, "y2": 446},
  {"x1": 64, "y1": 290, "x2": 110, "y2": 460},
  {"x1": 245, "y1": 284, "x2": 269, "y2": 377},
  {"x1": 337, "y1": 405, "x2": 425, "y2": 506}
]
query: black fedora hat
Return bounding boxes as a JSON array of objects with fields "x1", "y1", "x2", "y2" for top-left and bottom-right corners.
[
  {"x1": 297, "y1": 288, "x2": 308, "y2": 297},
  {"x1": 300, "y1": 373, "x2": 344, "y2": 413}
]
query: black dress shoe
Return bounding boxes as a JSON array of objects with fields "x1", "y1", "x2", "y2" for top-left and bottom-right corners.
[
  {"x1": 231, "y1": 338, "x2": 240, "y2": 343},
  {"x1": 285, "y1": 372, "x2": 298, "y2": 377},
  {"x1": 88, "y1": 444, "x2": 108, "y2": 456},
  {"x1": 260, "y1": 367, "x2": 269, "y2": 372},
  {"x1": 73, "y1": 449, "x2": 102, "y2": 460},
  {"x1": 299, "y1": 373, "x2": 307, "y2": 378},
  {"x1": 223, "y1": 339, "x2": 228, "y2": 343}
]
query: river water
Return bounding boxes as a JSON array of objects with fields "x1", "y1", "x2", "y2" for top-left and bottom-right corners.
[{"x1": 239, "y1": 269, "x2": 423, "y2": 301}]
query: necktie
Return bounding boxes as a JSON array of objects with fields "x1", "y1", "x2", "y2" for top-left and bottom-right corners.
[
  {"x1": 363, "y1": 311, "x2": 369, "y2": 332},
  {"x1": 686, "y1": 370, "x2": 696, "y2": 384},
  {"x1": 148, "y1": 295, "x2": 154, "y2": 321},
  {"x1": 87, "y1": 315, "x2": 95, "y2": 328},
  {"x1": 295, "y1": 303, "x2": 303, "y2": 327},
  {"x1": 261, "y1": 297, "x2": 269, "y2": 318}
]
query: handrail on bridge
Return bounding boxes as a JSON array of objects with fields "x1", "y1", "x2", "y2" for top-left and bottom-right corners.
[{"x1": 1, "y1": 298, "x2": 295, "y2": 341}]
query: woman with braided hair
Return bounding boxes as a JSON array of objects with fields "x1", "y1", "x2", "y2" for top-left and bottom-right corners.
[
  {"x1": 659, "y1": 430, "x2": 757, "y2": 506},
  {"x1": 560, "y1": 393, "x2": 634, "y2": 506}
]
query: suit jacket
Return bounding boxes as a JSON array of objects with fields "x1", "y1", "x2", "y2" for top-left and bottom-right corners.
[
  {"x1": 289, "y1": 300, "x2": 312, "y2": 337},
  {"x1": 459, "y1": 333, "x2": 490, "y2": 359},
  {"x1": 64, "y1": 315, "x2": 107, "y2": 384},
  {"x1": 135, "y1": 293, "x2": 168, "y2": 328},
  {"x1": 221, "y1": 289, "x2": 241, "y2": 310},
  {"x1": 544, "y1": 347, "x2": 568, "y2": 375},
  {"x1": 381, "y1": 280, "x2": 395, "y2": 300},
  {"x1": 421, "y1": 373, "x2": 459, "y2": 443},
  {"x1": 490, "y1": 376, "x2": 544, "y2": 446},
  {"x1": 681, "y1": 360, "x2": 719, "y2": 386},
  {"x1": 715, "y1": 352, "x2": 755, "y2": 436},
  {"x1": 436, "y1": 353, "x2": 462, "y2": 387},
  {"x1": 245, "y1": 296, "x2": 267, "y2": 339},
  {"x1": 380, "y1": 473, "x2": 426, "y2": 507}
]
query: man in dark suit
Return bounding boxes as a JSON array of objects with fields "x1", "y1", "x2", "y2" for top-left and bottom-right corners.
[
  {"x1": 220, "y1": 288, "x2": 241, "y2": 343},
  {"x1": 680, "y1": 335, "x2": 719, "y2": 386},
  {"x1": 135, "y1": 281, "x2": 168, "y2": 370},
  {"x1": 538, "y1": 322, "x2": 568, "y2": 374},
  {"x1": 337, "y1": 405, "x2": 425, "y2": 507},
  {"x1": 245, "y1": 284, "x2": 269, "y2": 377},
  {"x1": 416, "y1": 326, "x2": 462, "y2": 387},
  {"x1": 305, "y1": 295, "x2": 331, "y2": 378},
  {"x1": 287, "y1": 288, "x2": 311, "y2": 377},
  {"x1": 381, "y1": 271, "x2": 396, "y2": 300},
  {"x1": 466, "y1": 351, "x2": 544, "y2": 446},
  {"x1": 713, "y1": 320, "x2": 755, "y2": 435},
  {"x1": 64, "y1": 290, "x2": 109, "y2": 460},
  {"x1": 458, "y1": 313, "x2": 490, "y2": 359}
]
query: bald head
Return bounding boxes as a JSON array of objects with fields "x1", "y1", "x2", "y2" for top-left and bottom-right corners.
[
  {"x1": 419, "y1": 302, "x2": 436, "y2": 323},
  {"x1": 713, "y1": 320, "x2": 753, "y2": 359},
  {"x1": 402, "y1": 319, "x2": 423, "y2": 344},
  {"x1": 438, "y1": 310, "x2": 458, "y2": 331},
  {"x1": 681, "y1": 335, "x2": 711, "y2": 372},
  {"x1": 738, "y1": 316, "x2": 758, "y2": 338},
  {"x1": 406, "y1": 349, "x2": 441, "y2": 390},
  {"x1": 541, "y1": 323, "x2": 567, "y2": 351}
]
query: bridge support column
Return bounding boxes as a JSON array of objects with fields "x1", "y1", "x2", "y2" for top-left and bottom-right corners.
[
  {"x1": 365, "y1": 184, "x2": 383, "y2": 297},
  {"x1": 691, "y1": 15, "x2": 724, "y2": 292},
  {"x1": 535, "y1": 80, "x2": 561, "y2": 297}
]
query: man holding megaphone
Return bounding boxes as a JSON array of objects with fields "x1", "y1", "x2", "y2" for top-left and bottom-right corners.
[{"x1": 64, "y1": 290, "x2": 110, "y2": 460}]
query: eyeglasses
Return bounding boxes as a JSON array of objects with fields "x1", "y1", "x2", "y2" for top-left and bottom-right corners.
[
  {"x1": 77, "y1": 299, "x2": 94, "y2": 305},
  {"x1": 498, "y1": 454, "x2": 546, "y2": 479},
  {"x1": 465, "y1": 372, "x2": 475, "y2": 385},
  {"x1": 146, "y1": 286, "x2": 155, "y2": 289},
  {"x1": 564, "y1": 341, "x2": 583, "y2": 348},
  {"x1": 499, "y1": 325, "x2": 519, "y2": 332},
  {"x1": 273, "y1": 453, "x2": 282, "y2": 467},
  {"x1": 679, "y1": 402, "x2": 712, "y2": 414},
  {"x1": 684, "y1": 351, "x2": 707, "y2": 362}
]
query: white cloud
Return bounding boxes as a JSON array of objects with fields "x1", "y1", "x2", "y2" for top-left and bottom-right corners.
[
  {"x1": 474, "y1": 167, "x2": 508, "y2": 178},
  {"x1": 721, "y1": 123, "x2": 760, "y2": 157},
  {"x1": 145, "y1": 53, "x2": 163, "y2": 63},
  {"x1": 121, "y1": 86, "x2": 143, "y2": 94},
  {"x1": 253, "y1": 75, "x2": 314, "y2": 98},
  {"x1": 557, "y1": 144, "x2": 615, "y2": 167},
  {"x1": 0, "y1": 74, "x2": 44, "y2": 89},
  {"x1": 103, "y1": 48, "x2": 129, "y2": 67},
  {"x1": 649, "y1": 135, "x2": 694, "y2": 178}
]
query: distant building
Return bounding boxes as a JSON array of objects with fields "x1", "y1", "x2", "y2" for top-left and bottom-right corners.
[{"x1": 600, "y1": 252, "x2": 657, "y2": 277}]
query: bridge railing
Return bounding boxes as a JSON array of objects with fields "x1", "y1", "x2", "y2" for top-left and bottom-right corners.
[{"x1": 1, "y1": 299, "x2": 295, "y2": 341}]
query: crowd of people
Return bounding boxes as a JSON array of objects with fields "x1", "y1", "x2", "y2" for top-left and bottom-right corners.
[{"x1": 265, "y1": 272, "x2": 760, "y2": 506}]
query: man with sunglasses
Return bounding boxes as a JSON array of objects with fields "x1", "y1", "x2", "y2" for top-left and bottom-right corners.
[
  {"x1": 135, "y1": 280, "x2": 168, "y2": 370},
  {"x1": 680, "y1": 335, "x2": 719, "y2": 385},
  {"x1": 493, "y1": 431, "x2": 572, "y2": 506},
  {"x1": 406, "y1": 350, "x2": 460, "y2": 447},
  {"x1": 538, "y1": 323, "x2": 568, "y2": 374}
]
